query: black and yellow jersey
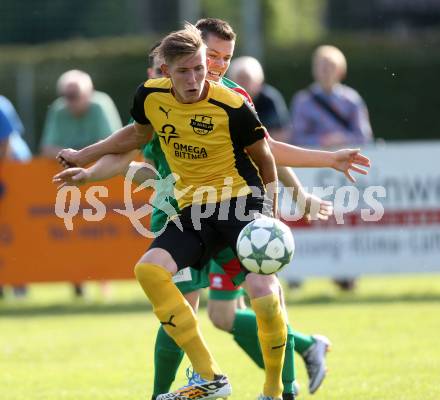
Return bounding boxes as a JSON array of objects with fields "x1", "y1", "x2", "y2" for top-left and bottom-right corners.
[{"x1": 131, "y1": 78, "x2": 266, "y2": 210}]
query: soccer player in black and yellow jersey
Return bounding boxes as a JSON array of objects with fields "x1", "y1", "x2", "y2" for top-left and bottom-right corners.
[
  {"x1": 54, "y1": 36, "x2": 329, "y2": 400},
  {"x1": 58, "y1": 24, "x2": 287, "y2": 400}
]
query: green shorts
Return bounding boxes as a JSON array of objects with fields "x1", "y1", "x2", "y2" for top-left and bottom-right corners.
[
  {"x1": 173, "y1": 267, "x2": 246, "y2": 299},
  {"x1": 172, "y1": 267, "x2": 210, "y2": 294},
  {"x1": 173, "y1": 253, "x2": 245, "y2": 298},
  {"x1": 208, "y1": 248, "x2": 245, "y2": 300}
]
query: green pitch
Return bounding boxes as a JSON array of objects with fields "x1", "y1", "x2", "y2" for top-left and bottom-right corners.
[{"x1": 1, "y1": 275, "x2": 440, "y2": 400}]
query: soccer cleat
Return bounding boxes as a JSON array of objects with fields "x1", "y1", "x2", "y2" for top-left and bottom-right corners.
[
  {"x1": 256, "y1": 395, "x2": 282, "y2": 400},
  {"x1": 282, "y1": 392, "x2": 296, "y2": 400},
  {"x1": 156, "y1": 371, "x2": 231, "y2": 400},
  {"x1": 302, "y1": 335, "x2": 331, "y2": 394}
]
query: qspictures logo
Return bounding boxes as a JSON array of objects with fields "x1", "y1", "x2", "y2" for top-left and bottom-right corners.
[
  {"x1": 54, "y1": 166, "x2": 387, "y2": 239},
  {"x1": 55, "y1": 163, "x2": 183, "y2": 238}
]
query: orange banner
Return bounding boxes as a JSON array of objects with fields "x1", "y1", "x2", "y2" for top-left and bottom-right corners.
[{"x1": 0, "y1": 158, "x2": 153, "y2": 284}]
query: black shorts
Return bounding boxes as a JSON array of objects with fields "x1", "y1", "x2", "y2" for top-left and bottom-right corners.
[{"x1": 149, "y1": 195, "x2": 264, "y2": 271}]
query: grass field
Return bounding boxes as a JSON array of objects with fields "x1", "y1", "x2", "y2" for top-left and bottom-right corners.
[{"x1": 1, "y1": 275, "x2": 440, "y2": 400}]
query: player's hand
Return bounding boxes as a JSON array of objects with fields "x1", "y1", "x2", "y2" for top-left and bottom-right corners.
[
  {"x1": 331, "y1": 148, "x2": 371, "y2": 182},
  {"x1": 52, "y1": 167, "x2": 91, "y2": 188},
  {"x1": 299, "y1": 193, "x2": 333, "y2": 222},
  {"x1": 56, "y1": 148, "x2": 80, "y2": 169}
]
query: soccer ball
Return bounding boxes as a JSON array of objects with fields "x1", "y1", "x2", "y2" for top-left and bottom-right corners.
[{"x1": 236, "y1": 217, "x2": 295, "y2": 275}]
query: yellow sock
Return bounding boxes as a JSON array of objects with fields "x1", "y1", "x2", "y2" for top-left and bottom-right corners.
[
  {"x1": 134, "y1": 263, "x2": 220, "y2": 380},
  {"x1": 251, "y1": 293, "x2": 287, "y2": 398}
]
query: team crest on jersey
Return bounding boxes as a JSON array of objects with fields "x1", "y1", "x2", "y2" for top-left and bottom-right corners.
[
  {"x1": 158, "y1": 124, "x2": 180, "y2": 145},
  {"x1": 190, "y1": 115, "x2": 214, "y2": 135}
]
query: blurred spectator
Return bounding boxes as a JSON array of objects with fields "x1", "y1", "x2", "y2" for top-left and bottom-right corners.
[
  {"x1": 0, "y1": 95, "x2": 32, "y2": 162},
  {"x1": 0, "y1": 106, "x2": 12, "y2": 159},
  {"x1": 228, "y1": 56, "x2": 291, "y2": 142},
  {"x1": 0, "y1": 95, "x2": 32, "y2": 299},
  {"x1": 0, "y1": 98, "x2": 16, "y2": 204},
  {"x1": 40, "y1": 69, "x2": 122, "y2": 158},
  {"x1": 0, "y1": 107, "x2": 11, "y2": 300},
  {"x1": 290, "y1": 45, "x2": 372, "y2": 148},
  {"x1": 290, "y1": 45, "x2": 373, "y2": 290},
  {"x1": 40, "y1": 70, "x2": 122, "y2": 297}
]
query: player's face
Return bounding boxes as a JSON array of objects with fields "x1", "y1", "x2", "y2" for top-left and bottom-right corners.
[
  {"x1": 205, "y1": 34, "x2": 235, "y2": 82},
  {"x1": 165, "y1": 48, "x2": 208, "y2": 103}
]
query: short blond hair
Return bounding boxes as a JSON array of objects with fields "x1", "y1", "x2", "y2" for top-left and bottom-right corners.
[
  {"x1": 313, "y1": 45, "x2": 347, "y2": 77},
  {"x1": 56, "y1": 69, "x2": 93, "y2": 95},
  {"x1": 157, "y1": 23, "x2": 205, "y2": 65}
]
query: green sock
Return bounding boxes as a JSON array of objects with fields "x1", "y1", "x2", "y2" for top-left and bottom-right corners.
[
  {"x1": 282, "y1": 325, "x2": 296, "y2": 394},
  {"x1": 232, "y1": 308, "x2": 264, "y2": 368},
  {"x1": 153, "y1": 325, "x2": 185, "y2": 396},
  {"x1": 232, "y1": 309, "x2": 297, "y2": 394},
  {"x1": 292, "y1": 330, "x2": 315, "y2": 354}
]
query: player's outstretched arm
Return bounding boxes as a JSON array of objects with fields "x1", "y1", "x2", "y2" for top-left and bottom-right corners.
[
  {"x1": 53, "y1": 150, "x2": 140, "y2": 188},
  {"x1": 56, "y1": 122, "x2": 153, "y2": 168},
  {"x1": 266, "y1": 136, "x2": 370, "y2": 182},
  {"x1": 245, "y1": 138, "x2": 278, "y2": 217},
  {"x1": 277, "y1": 166, "x2": 333, "y2": 221}
]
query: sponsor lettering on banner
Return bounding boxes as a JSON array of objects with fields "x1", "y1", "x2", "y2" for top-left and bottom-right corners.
[
  {"x1": 278, "y1": 141, "x2": 440, "y2": 281},
  {"x1": 0, "y1": 159, "x2": 151, "y2": 284}
]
